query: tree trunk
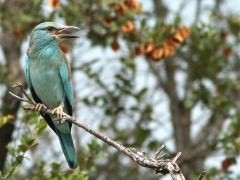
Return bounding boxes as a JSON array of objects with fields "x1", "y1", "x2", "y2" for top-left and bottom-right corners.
[{"x1": 0, "y1": 0, "x2": 26, "y2": 171}]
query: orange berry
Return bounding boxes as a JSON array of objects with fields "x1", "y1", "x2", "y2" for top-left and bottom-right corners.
[
  {"x1": 115, "y1": 4, "x2": 127, "y2": 16},
  {"x1": 221, "y1": 157, "x2": 236, "y2": 170},
  {"x1": 111, "y1": 41, "x2": 120, "y2": 51},
  {"x1": 104, "y1": 16, "x2": 117, "y2": 24},
  {"x1": 13, "y1": 30, "x2": 22, "y2": 39},
  {"x1": 124, "y1": 0, "x2": 133, "y2": 7},
  {"x1": 162, "y1": 44, "x2": 171, "y2": 57},
  {"x1": 140, "y1": 42, "x2": 155, "y2": 53},
  {"x1": 124, "y1": 0, "x2": 142, "y2": 12},
  {"x1": 48, "y1": 0, "x2": 61, "y2": 8},
  {"x1": 164, "y1": 38, "x2": 175, "y2": 47},
  {"x1": 178, "y1": 26, "x2": 191, "y2": 38},
  {"x1": 129, "y1": 1, "x2": 139, "y2": 10},
  {"x1": 145, "y1": 52, "x2": 152, "y2": 60},
  {"x1": 172, "y1": 33, "x2": 184, "y2": 45},
  {"x1": 122, "y1": 21, "x2": 135, "y2": 32},
  {"x1": 59, "y1": 42, "x2": 69, "y2": 53},
  {"x1": 151, "y1": 47, "x2": 163, "y2": 60},
  {"x1": 133, "y1": 46, "x2": 142, "y2": 56},
  {"x1": 220, "y1": 29, "x2": 228, "y2": 41},
  {"x1": 222, "y1": 48, "x2": 232, "y2": 57},
  {"x1": 168, "y1": 46, "x2": 175, "y2": 56}
]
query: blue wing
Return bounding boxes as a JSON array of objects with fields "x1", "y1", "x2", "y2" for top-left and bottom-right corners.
[
  {"x1": 60, "y1": 54, "x2": 73, "y2": 116},
  {"x1": 24, "y1": 55, "x2": 32, "y2": 90}
]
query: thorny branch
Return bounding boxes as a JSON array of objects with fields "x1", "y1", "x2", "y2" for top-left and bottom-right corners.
[{"x1": 9, "y1": 83, "x2": 206, "y2": 180}]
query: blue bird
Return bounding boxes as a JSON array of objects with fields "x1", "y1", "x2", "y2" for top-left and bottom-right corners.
[{"x1": 24, "y1": 22, "x2": 80, "y2": 169}]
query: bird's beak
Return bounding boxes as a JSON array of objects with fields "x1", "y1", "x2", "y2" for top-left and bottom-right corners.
[{"x1": 54, "y1": 26, "x2": 80, "y2": 39}]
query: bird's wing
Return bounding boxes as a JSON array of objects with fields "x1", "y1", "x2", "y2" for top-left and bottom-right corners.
[
  {"x1": 25, "y1": 55, "x2": 57, "y2": 133},
  {"x1": 60, "y1": 53, "x2": 73, "y2": 117},
  {"x1": 24, "y1": 55, "x2": 32, "y2": 90},
  {"x1": 24, "y1": 55, "x2": 39, "y2": 100}
]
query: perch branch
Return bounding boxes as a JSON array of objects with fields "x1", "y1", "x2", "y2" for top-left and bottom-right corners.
[{"x1": 9, "y1": 83, "x2": 205, "y2": 180}]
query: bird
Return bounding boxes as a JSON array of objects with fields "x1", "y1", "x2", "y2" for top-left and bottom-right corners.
[{"x1": 24, "y1": 22, "x2": 80, "y2": 169}]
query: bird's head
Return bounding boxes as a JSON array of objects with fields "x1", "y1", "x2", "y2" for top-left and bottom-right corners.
[{"x1": 29, "y1": 22, "x2": 80, "y2": 47}]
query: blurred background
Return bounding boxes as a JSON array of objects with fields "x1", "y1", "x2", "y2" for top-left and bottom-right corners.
[{"x1": 0, "y1": 0, "x2": 240, "y2": 179}]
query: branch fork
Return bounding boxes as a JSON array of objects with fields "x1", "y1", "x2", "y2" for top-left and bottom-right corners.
[{"x1": 9, "y1": 83, "x2": 206, "y2": 180}]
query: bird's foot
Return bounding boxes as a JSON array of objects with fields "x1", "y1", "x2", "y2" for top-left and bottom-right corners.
[
  {"x1": 52, "y1": 105, "x2": 63, "y2": 119},
  {"x1": 35, "y1": 103, "x2": 46, "y2": 116},
  {"x1": 52, "y1": 105, "x2": 66, "y2": 125}
]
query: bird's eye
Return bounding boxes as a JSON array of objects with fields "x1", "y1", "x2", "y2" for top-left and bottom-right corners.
[{"x1": 45, "y1": 26, "x2": 54, "y2": 31}]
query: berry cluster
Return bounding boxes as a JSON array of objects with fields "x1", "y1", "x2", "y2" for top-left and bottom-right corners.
[{"x1": 134, "y1": 26, "x2": 191, "y2": 61}]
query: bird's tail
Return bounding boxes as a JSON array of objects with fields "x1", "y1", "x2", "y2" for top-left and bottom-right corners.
[{"x1": 56, "y1": 129, "x2": 78, "y2": 169}]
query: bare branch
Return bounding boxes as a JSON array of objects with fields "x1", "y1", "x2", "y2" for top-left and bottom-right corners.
[
  {"x1": 12, "y1": 83, "x2": 36, "y2": 105},
  {"x1": 172, "y1": 152, "x2": 181, "y2": 163},
  {"x1": 8, "y1": 92, "x2": 29, "y2": 103},
  {"x1": 25, "y1": 104, "x2": 186, "y2": 179},
  {"x1": 153, "y1": 144, "x2": 166, "y2": 159},
  {"x1": 197, "y1": 171, "x2": 206, "y2": 180},
  {"x1": 9, "y1": 83, "x2": 205, "y2": 180}
]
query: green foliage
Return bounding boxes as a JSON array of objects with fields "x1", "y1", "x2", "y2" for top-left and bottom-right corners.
[
  {"x1": 0, "y1": 0, "x2": 54, "y2": 42},
  {"x1": 0, "y1": 111, "x2": 45, "y2": 180},
  {"x1": 0, "y1": 115, "x2": 14, "y2": 127},
  {"x1": 228, "y1": 15, "x2": 240, "y2": 36},
  {"x1": 203, "y1": 167, "x2": 240, "y2": 180},
  {"x1": 220, "y1": 112, "x2": 240, "y2": 154},
  {"x1": 188, "y1": 24, "x2": 226, "y2": 81},
  {"x1": 78, "y1": 138, "x2": 107, "y2": 174},
  {"x1": 1, "y1": 110, "x2": 106, "y2": 180},
  {"x1": 29, "y1": 161, "x2": 89, "y2": 180}
]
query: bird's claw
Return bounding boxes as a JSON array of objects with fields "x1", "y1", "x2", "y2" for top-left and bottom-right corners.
[
  {"x1": 56, "y1": 116, "x2": 67, "y2": 126},
  {"x1": 52, "y1": 105, "x2": 63, "y2": 119},
  {"x1": 35, "y1": 103, "x2": 46, "y2": 116},
  {"x1": 52, "y1": 105, "x2": 67, "y2": 125}
]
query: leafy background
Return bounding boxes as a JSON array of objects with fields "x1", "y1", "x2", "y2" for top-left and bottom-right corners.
[{"x1": 0, "y1": 0, "x2": 240, "y2": 179}]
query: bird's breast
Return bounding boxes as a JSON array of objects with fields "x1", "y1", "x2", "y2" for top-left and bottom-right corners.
[{"x1": 29, "y1": 59, "x2": 65, "y2": 109}]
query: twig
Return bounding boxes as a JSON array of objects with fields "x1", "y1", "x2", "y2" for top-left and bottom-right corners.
[
  {"x1": 9, "y1": 83, "x2": 203, "y2": 180},
  {"x1": 4, "y1": 163, "x2": 19, "y2": 180},
  {"x1": 12, "y1": 83, "x2": 36, "y2": 105},
  {"x1": 8, "y1": 92, "x2": 29, "y2": 103},
  {"x1": 153, "y1": 144, "x2": 166, "y2": 159},
  {"x1": 172, "y1": 152, "x2": 181, "y2": 163},
  {"x1": 197, "y1": 171, "x2": 206, "y2": 180}
]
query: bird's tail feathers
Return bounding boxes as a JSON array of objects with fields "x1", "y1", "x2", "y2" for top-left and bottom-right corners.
[{"x1": 56, "y1": 130, "x2": 78, "y2": 169}]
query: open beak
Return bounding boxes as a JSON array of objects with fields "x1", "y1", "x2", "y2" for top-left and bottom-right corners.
[{"x1": 54, "y1": 26, "x2": 80, "y2": 39}]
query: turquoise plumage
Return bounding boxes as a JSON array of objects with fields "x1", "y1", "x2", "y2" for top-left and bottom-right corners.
[{"x1": 24, "y1": 22, "x2": 80, "y2": 169}]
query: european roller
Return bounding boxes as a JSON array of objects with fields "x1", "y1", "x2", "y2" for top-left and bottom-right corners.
[{"x1": 24, "y1": 22, "x2": 79, "y2": 169}]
